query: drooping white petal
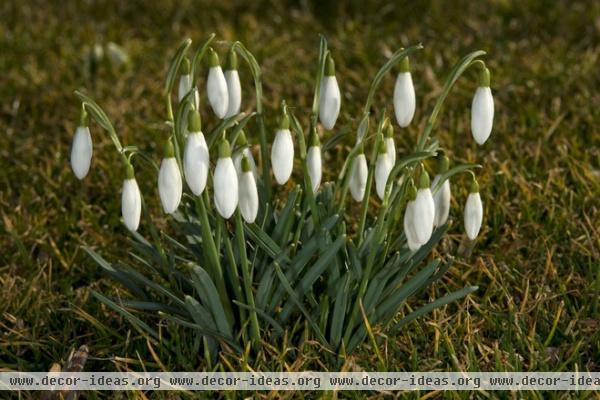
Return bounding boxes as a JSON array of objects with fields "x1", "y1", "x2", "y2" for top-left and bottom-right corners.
[
  {"x1": 412, "y1": 188, "x2": 435, "y2": 245},
  {"x1": 393, "y1": 72, "x2": 416, "y2": 127},
  {"x1": 214, "y1": 157, "x2": 238, "y2": 218},
  {"x1": 431, "y1": 175, "x2": 451, "y2": 227},
  {"x1": 183, "y1": 132, "x2": 209, "y2": 195},
  {"x1": 238, "y1": 171, "x2": 258, "y2": 223},
  {"x1": 306, "y1": 146, "x2": 322, "y2": 193},
  {"x1": 464, "y1": 192, "x2": 483, "y2": 240},
  {"x1": 350, "y1": 154, "x2": 368, "y2": 202},
  {"x1": 178, "y1": 74, "x2": 192, "y2": 102},
  {"x1": 121, "y1": 178, "x2": 141, "y2": 232},
  {"x1": 224, "y1": 70, "x2": 241, "y2": 118},
  {"x1": 385, "y1": 137, "x2": 396, "y2": 167},
  {"x1": 271, "y1": 129, "x2": 294, "y2": 185},
  {"x1": 403, "y1": 200, "x2": 421, "y2": 251},
  {"x1": 471, "y1": 86, "x2": 494, "y2": 145},
  {"x1": 70, "y1": 126, "x2": 93, "y2": 180},
  {"x1": 233, "y1": 148, "x2": 257, "y2": 179},
  {"x1": 319, "y1": 75, "x2": 341, "y2": 130},
  {"x1": 375, "y1": 153, "x2": 392, "y2": 200},
  {"x1": 158, "y1": 157, "x2": 182, "y2": 214},
  {"x1": 207, "y1": 66, "x2": 229, "y2": 119}
]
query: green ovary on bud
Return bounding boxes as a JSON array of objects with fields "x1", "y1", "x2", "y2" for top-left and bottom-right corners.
[
  {"x1": 241, "y1": 155, "x2": 252, "y2": 173},
  {"x1": 325, "y1": 53, "x2": 335, "y2": 76},
  {"x1": 418, "y1": 166, "x2": 430, "y2": 189},
  {"x1": 207, "y1": 47, "x2": 220, "y2": 67},
  {"x1": 399, "y1": 54, "x2": 410, "y2": 73},
  {"x1": 79, "y1": 107, "x2": 89, "y2": 127},
  {"x1": 237, "y1": 130, "x2": 248, "y2": 146},
  {"x1": 384, "y1": 120, "x2": 396, "y2": 166},
  {"x1": 164, "y1": 139, "x2": 175, "y2": 158},
  {"x1": 279, "y1": 112, "x2": 290, "y2": 130},
  {"x1": 469, "y1": 174, "x2": 480, "y2": 193},
  {"x1": 218, "y1": 138, "x2": 232, "y2": 159},
  {"x1": 479, "y1": 66, "x2": 491, "y2": 87},
  {"x1": 226, "y1": 47, "x2": 238, "y2": 70},
  {"x1": 188, "y1": 109, "x2": 202, "y2": 133}
]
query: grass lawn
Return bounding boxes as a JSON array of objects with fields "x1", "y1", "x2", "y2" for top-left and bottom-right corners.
[{"x1": 1, "y1": 0, "x2": 599, "y2": 397}]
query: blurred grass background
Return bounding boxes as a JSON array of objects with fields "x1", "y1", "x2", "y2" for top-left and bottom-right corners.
[{"x1": 1, "y1": 0, "x2": 599, "y2": 389}]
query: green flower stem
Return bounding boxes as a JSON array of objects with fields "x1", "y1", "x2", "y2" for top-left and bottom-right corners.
[
  {"x1": 231, "y1": 41, "x2": 271, "y2": 201},
  {"x1": 190, "y1": 33, "x2": 216, "y2": 86},
  {"x1": 290, "y1": 113, "x2": 320, "y2": 226},
  {"x1": 416, "y1": 50, "x2": 486, "y2": 151},
  {"x1": 220, "y1": 217, "x2": 246, "y2": 324},
  {"x1": 194, "y1": 195, "x2": 234, "y2": 325},
  {"x1": 310, "y1": 35, "x2": 329, "y2": 128},
  {"x1": 235, "y1": 211, "x2": 261, "y2": 347},
  {"x1": 357, "y1": 117, "x2": 387, "y2": 243}
]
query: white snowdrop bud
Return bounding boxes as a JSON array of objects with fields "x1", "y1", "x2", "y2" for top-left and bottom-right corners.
[
  {"x1": 375, "y1": 137, "x2": 392, "y2": 200},
  {"x1": 403, "y1": 183, "x2": 421, "y2": 251},
  {"x1": 471, "y1": 66, "x2": 494, "y2": 145},
  {"x1": 214, "y1": 139, "x2": 238, "y2": 219},
  {"x1": 71, "y1": 108, "x2": 93, "y2": 180},
  {"x1": 238, "y1": 156, "x2": 259, "y2": 223},
  {"x1": 121, "y1": 163, "x2": 141, "y2": 232},
  {"x1": 412, "y1": 167, "x2": 435, "y2": 245},
  {"x1": 177, "y1": 58, "x2": 200, "y2": 108},
  {"x1": 393, "y1": 56, "x2": 416, "y2": 128},
  {"x1": 271, "y1": 113, "x2": 294, "y2": 185},
  {"x1": 318, "y1": 54, "x2": 341, "y2": 130},
  {"x1": 158, "y1": 140, "x2": 182, "y2": 214},
  {"x1": 206, "y1": 48, "x2": 229, "y2": 119},
  {"x1": 224, "y1": 49, "x2": 241, "y2": 118},
  {"x1": 183, "y1": 110, "x2": 209, "y2": 195},
  {"x1": 350, "y1": 146, "x2": 368, "y2": 202},
  {"x1": 384, "y1": 121, "x2": 396, "y2": 167},
  {"x1": 306, "y1": 130, "x2": 322, "y2": 193},
  {"x1": 464, "y1": 176, "x2": 483, "y2": 240},
  {"x1": 432, "y1": 155, "x2": 451, "y2": 227},
  {"x1": 232, "y1": 131, "x2": 257, "y2": 179},
  {"x1": 178, "y1": 57, "x2": 192, "y2": 101}
]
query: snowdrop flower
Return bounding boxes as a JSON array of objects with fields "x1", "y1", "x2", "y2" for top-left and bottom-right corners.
[
  {"x1": 384, "y1": 120, "x2": 396, "y2": 167},
  {"x1": 464, "y1": 175, "x2": 483, "y2": 240},
  {"x1": 271, "y1": 113, "x2": 294, "y2": 185},
  {"x1": 158, "y1": 139, "x2": 182, "y2": 214},
  {"x1": 121, "y1": 163, "x2": 141, "y2": 232},
  {"x1": 233, "y1": 131, "x2": 257, "y2": 179},
  {"x1": 471, "y1": 66, "x2": 494, "y2": 145},
  {"x1": 412, "y1": 167, "x2": 435, "y2": 245},
  {"x1": 238, "y1": 155, "x2": 259, "y2": 223},
  {"x1": 306, "y1": 129, "x2": 322, "y2": 193},
  {"x1": 183, "y1": 109, "x2": 209, "y2": 195},
  {"x1": 319, "y1": 53, "x2": 341, "y2": 130},
  {"x1": 431, "y1": 154, "x2": 451, "y2": 227},
  {"x1": 206, "y1": 48, "x2": 229, "y2": 119},
  {"x1": 403, "y1": 182, "x2": 421, "y2": 251},
  {"x1": 224, "y1": 48, "x2": 241, "y2": 118},
  {"x1": 178, "y1": 58, "x2": 200, "y2": 109},
  {"x1": 393, "y1": 55, "x2": 416, "y2": 128},
  {"x1": 214, "y1": 138, "x2": 239, "y2": 219},
  {"x1": 375, "y1": 136, "x2": 392, "y2": 200},
  {"x1": 350, "y1": 144, "x2": 368, "y2": 202},
  {"x1": 71, "y1": 108, "x2": 93, "y2": 180}
]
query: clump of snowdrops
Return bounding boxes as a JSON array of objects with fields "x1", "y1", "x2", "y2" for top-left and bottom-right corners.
[{"x1": 71, "y1": 34, "x2": 494, "y2": 363}]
